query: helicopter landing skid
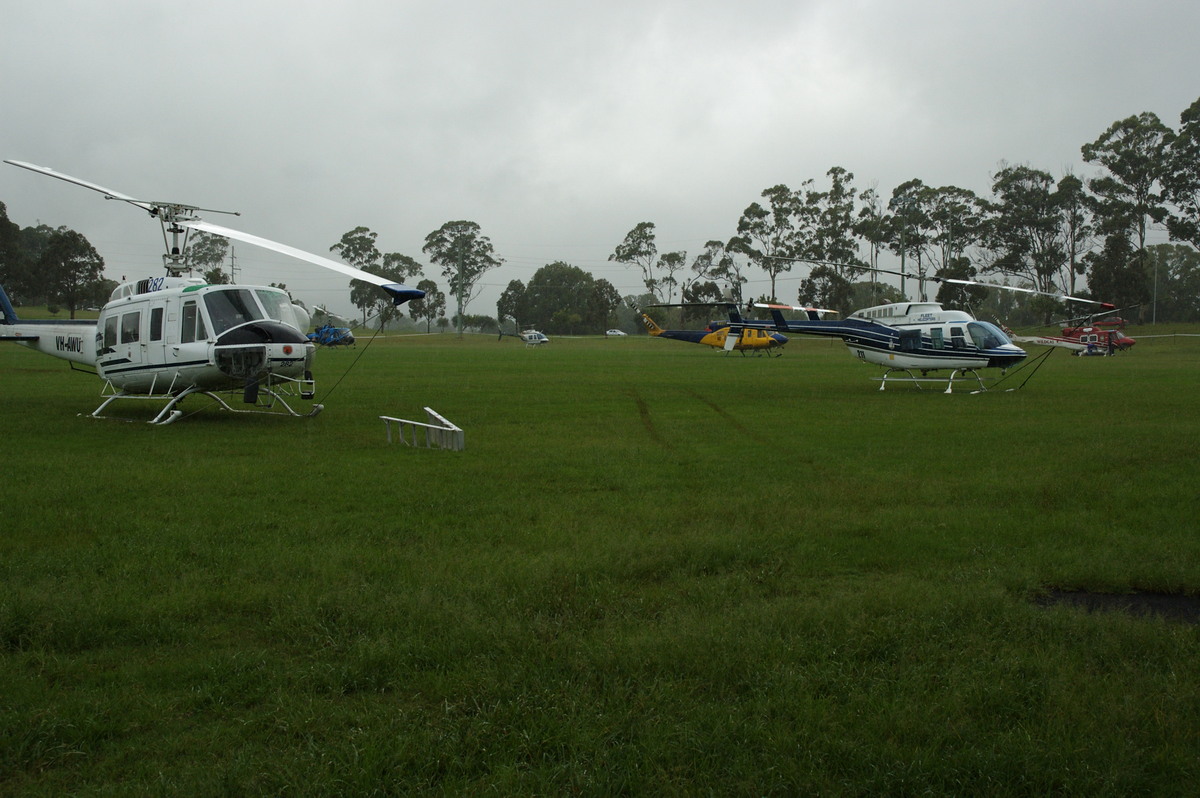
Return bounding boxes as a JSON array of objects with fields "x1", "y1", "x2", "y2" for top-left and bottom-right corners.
[
  {"x1": 875, "y1": 368, "x2": 987, "y2": 394},
  {"x1": 88, "y1": 381, "x2": 323, "y2": 425}
]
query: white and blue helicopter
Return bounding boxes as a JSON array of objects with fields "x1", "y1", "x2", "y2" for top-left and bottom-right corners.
[
  {"x1": 758, "y1": 262, "x2": 1114, "y2": 392},
  {"x1": 0, "y1": 160, "x2": 423, "y2": 423}
]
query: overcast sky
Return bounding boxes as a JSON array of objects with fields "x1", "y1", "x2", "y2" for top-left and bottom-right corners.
[{"x1": 3, "y1": 0, "x2": 1198, "y2": 316}]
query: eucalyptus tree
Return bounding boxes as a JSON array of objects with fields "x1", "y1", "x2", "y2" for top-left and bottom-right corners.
[
  {"x1": 885, "y1": 179, "x2": 934, "y2": 299},
  {"x1": 1164, "y1": 96, "x2": 1200, "y2": 249},
  {"x1": 1082, "y1": 111, "x2": 1172, "y2": 316},
  {"x1": 797, "y1": 265, "x2": 854, "y2": 314},
  {"x1": 683, "y1": 241, "x2": 721, "y2": 302},
  {"x1": 1082, "y1": 111, "x2": 1171, "y2": 247},
  {"x1": 1055, "y1": 173, "x2": 1094, "y2": 297},
  {"x1": 656, "y1": 250, "x2": 687, "y2": 304},
  {"x1": 186, "y1": 229, "x2": 231, "y2": 284},
  {"x1": 409, "y1": 278, "x2": 446, "y2": 333},
  {"x1": 701, "y1": 238, "x2": 748, "y2": 305},
  {"x1": 609, "y1": 222, "x2": 659, "y2": 300},
  {"x1": 982, "y1": 165, "x2": 1064, "y2": 295},
  {"x1": 331, "y1": 226, "x2": 424, "y2": 326},
  {"x1": 801, "y1": 166, "x2": 864, "y2": 278},
  {"x1": 733, "y1": 183, "x2": 805, "y2": 301},
  {"x1": 853, "y1": 187, "x2": 889, "y2": 305},
  {"x1": 422, "y1": 220, "x2": 503, "y2": 336}
]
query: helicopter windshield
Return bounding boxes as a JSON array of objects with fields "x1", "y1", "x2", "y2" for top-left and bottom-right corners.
[
  {"x1": 203, "y1": 288, "x2": 267, "y2": 335},
  {"x1": 254, "y1": 289, "x2": 299, "y2": 328},
  {"x1": 967, "y1": 321, "x2": 1013, "y2": 349}
]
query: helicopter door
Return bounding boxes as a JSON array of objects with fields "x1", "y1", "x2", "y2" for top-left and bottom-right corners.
[
  {"x1": 118, "y1": 309, "x2": 142, "y2": 368},
  {"x1": 146, "y1": 303, "x2": 167, "y2": 367}
]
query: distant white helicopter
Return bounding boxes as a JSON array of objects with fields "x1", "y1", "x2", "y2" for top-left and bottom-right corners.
[
  {"x1": 758, "y1": 261, "x2": 1114, "y2": 392},
  {"x1": 0, "y1": 160, "x2": 423, "y2": 423},
  {"x1": 497, "y1": 319, "x2": 549, "y2": 346}
]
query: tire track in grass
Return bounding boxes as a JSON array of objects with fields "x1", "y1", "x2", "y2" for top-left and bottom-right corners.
[
  {"x1": 628, "y1": 387, "x2": 672, "y2": 450},
  {"x1": 687, "y1": 390, "x2": 768, "y2": 444}
]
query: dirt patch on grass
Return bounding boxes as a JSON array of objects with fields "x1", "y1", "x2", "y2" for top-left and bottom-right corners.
[{"x1": 1036, "y1": 589, "x2": 1200, "y2": 625}]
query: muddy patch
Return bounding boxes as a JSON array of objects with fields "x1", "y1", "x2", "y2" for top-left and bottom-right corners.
[{"x1": 1036, "y1": 589, "x2": 1200, "y2": 625}]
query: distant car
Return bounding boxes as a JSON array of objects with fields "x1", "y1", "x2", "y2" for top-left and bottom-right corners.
[{"x1": 606, "y1": 329, "x2": 627, "y2": 336}]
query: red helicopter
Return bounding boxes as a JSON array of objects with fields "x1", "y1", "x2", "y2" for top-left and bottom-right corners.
[{"x1": 1005, "y1": 312, "x2": 1135, "y2": 356}]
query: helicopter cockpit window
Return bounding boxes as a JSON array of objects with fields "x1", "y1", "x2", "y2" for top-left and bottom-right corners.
[
  {"x1": 255, "y1": 289, "x2": 297, "y2": 328},
  {"x1": 203, "y1": 289, "x2": 266, "y2": 335},
  {"x1": 967, "y1": 321, "x2": 1011, "y2": 349},
  {"x1": 120, "y1": 311, "x2": 141, "y2": 344}
]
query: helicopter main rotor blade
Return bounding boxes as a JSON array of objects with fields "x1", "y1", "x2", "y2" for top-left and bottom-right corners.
[
  {"x1": 764, "y1": 255, "x2": 1116, "y2": 310},
  {"x1": 4, "y1": 159, "x2": 156, "y2": 214},
  {"x1": 184, "y1": 220, "x2": 425, "y2": 306}
]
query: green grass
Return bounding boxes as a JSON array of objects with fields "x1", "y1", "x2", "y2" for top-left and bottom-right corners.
[{"x1": 2, "y1": 330, "x2": 1200, "y2": 795}]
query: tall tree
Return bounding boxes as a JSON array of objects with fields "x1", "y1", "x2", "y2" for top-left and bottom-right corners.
[
  {"x1": 885, "y1": 180, "x2": 933, "y2": 299},
  {"x1": 422, "y1": 220, "x2": 503, "y2": 336},
  {"x1": 609, "y1": 222, "x2": 659, "y2": 300},
  {"x1": 802, "y1": 166, "x2": 864, "y2": 278},
  {"x1": 1082, "y1": 111, "x2": 1172, "y2": 306},
  {"x1": 408, "y1": 278, "x2": 446, "y2": 333},
  {"x1": 1164, "y1": 96, "x2": 1200, "y2": 249},
  {"x1": 38, "y1": 228, "x2": 106, "y2": 318},
  {"x1": 702, "y1": 238, "x2": 747, "y2": 305},
  {"x1": 733, "y1": 183, "x2": 804, "y2": 301},
  {"x1": 1055, "y1": 173, "x2": 1094, "y2": 297},
  {"x1": 331, "y1": 227, "x2": 383, "y2": 323},
  {"x1": 656, "y1": 251, "x2": 687, "y2": 304},
  {"x1": 187, "y1": 229, "x2": 230, "y2": 283},
  {"x1": 496, "y1": 279, "x2": 528, "y2": 330},
  {"x1": 331, "y1": 227, "x2": 424, "y2": 326},
  {"x1": 853, "y1": 187, "x2": 890, "y2": 306},
  {"x1": 982, "y1": 165, "x2": 1064, "y2": 296}
]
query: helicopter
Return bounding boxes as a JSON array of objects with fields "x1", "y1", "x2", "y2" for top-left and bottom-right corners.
[
  {"x1": 308, "y1": 322, "x2": 356, "y2": 347},
  {"x1": 497, "y1": 318, "x2": 549, "y2": 346},
  {"x1": 757, "y1": 263, "x2": 1115, "y2": 392},
  {"x1": 1005, "y1": 314, "x2": 1135, "y2": 356},
  {"x1": 638, "y1": 302, "x2": 789, "y2": 356},
  {"x1": 0, "y1": 159, "x2": 423, "y2": 423}
]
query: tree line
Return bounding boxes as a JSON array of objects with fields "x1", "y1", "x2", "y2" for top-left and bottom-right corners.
[
  {"x1": 4, "y1": 96, "x2": 1197, "y2": 329},
  {"x1": 606, "y1": 96, "x2": 1200, "y2": 325}
]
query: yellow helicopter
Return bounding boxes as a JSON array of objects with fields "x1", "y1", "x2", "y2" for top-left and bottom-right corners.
[{"x1": 638, "y1": 303, "x2": 788, "y2": 356}]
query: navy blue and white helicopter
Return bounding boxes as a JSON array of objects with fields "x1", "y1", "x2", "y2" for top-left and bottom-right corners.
[
  {"x1": 1, "y1": 160, "x2": 423, "y2": 423},
  {"x1": 758, "y1": 262, "x2": 1114, "y2": 392}
]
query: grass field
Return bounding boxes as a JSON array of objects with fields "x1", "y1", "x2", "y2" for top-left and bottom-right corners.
[{"x1": 2, "y1": 328, "x2": 1199, "y2": 795}]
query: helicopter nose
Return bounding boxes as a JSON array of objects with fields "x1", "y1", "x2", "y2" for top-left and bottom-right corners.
[
  {"x1": 772, "y1": 333, "x2": 788, "y2": 346},
  {"x1": 214, "y1": 321, "x2": 312, "y2": 383}
]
